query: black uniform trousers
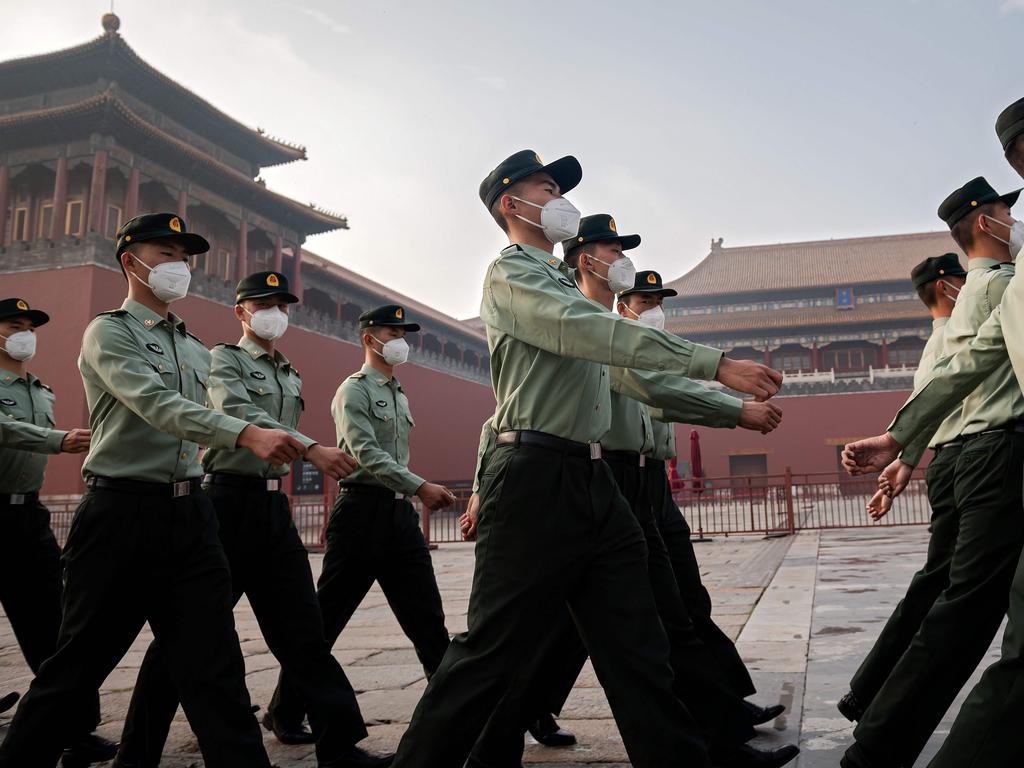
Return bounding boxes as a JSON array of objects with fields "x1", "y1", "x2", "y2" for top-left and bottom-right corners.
[
  {"x1": 467, "y1": 451, "x2": 755, "y2": 767},
  {"x1": 926, "y1": 538, "x2": 1024, "y2": 768},
  {"x1": 269, "y1": 483, "x2": 450, "y2": 727},
  {"x1": 390, "y1": 441, "x2": 711, "y2": 768},
  {"x1": 646, "y1": 459, "x2": 758, "y2": 700},
  {"x1": 847, "y1": 444, "x2": 961, "y2": 709},
  {"x1": 0, "y1": 498, "x2": 101, "y2": 735},
  {"x1": 846, "y1": 431, "x2": 1024, "y2": 768},
  {"x1": 117, "y1": 481, "x2": 368, "y2": 766},
  {"x1": 0, "y1": 486, "x2": 270, "y2": 768}
]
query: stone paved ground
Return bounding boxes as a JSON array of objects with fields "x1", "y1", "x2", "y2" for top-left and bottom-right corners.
[{"x1": 0, "y1": 529, "x2": 1003, "y2": 766}]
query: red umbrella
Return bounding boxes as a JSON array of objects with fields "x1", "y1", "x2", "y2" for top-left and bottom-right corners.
[{"x1": 690, "y1": 429, "x2": 704, "y2": 494}]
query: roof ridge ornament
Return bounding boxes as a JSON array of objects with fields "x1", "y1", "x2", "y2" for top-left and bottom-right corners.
[{"x1": 101, "y1": 12, "x2": 121, "y2": 34}]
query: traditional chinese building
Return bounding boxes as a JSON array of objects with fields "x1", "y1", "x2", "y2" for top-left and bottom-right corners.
[
  {"x1": 0, "y1": 14, "x2": 494, "y2": 497},
  {"x1": 663, "y1": 232, "x2": 964, "y2": 477}
]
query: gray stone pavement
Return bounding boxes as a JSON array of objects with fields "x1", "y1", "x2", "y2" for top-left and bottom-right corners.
[{"x1": 0, "y1": 528, "x2": 1004, "y2": 766}]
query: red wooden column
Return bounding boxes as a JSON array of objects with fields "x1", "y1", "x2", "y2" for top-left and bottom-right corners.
[
  {"x1": 811, "y1": 342, "x2": 821, "y2": 371},
  {"x1": 880, "y1": 338, "x2": 889, "y2": 368},
  {"x1": 0, "y1": 166, "x2": 9, "y2": 247},
  {"x1": 273, "y1": 233, "x2": 283, "y2": 272},
  {"x1": 763, "y1": 347, "x2": 771, "y2": 366},
  {"x1": 49, "y1": 156, "x2": 68, "y2": 241},
  {"x1": 290, "y1": 243, "x2": 304, "y2": 301},
  {"x1": 177, "y1": 189, "x2": 188, "y2": 218},
  {"x1": 86, "y1": 150, "x2": 108, "y2": 233},
  {"x1": 236, "y1": 221, "x2": 249, "y2": 281},
  {"x1": 124, "y1": 167, "x2": 140, "y2": 220}
]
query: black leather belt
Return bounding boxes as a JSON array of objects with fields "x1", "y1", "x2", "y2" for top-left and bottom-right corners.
[
  {"x1": 203, "y1": 473, "x2": 282, "y2": 492},
  {"x1": 86, "y1": 476, "x2": 201, "y2": 498},
  {"x1": 932, "y1": 438, "x2": 964, "y2": 454},
  {"x1": 496, "y1": 430, "x2": 602, "y2": 460},
  {"x1": 338, "y1": 482, "x2": 405, "y2": 500},
  {"x1": 964, "y1": 422, "x2": 1024, "y2": 441},
  {"x1": 602, "y1": 449, "x2": 646, "y2": 468},
  {"x1": 0, "y1": 491, "x2": 39, "y2": 506}
]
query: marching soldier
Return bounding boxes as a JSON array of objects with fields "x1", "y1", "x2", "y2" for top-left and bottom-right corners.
[
  {"x1": 835, "y1": 254, "x2": 967, "y2": 726},
  {"x1": 388, "y1": 150, "x2": 782, "y2": 768},
  {"x1": 0, "y1": 297, "x2": 117, "y2": 767},
  {"x1": 467, "y1": 232, "x2": 794, "y2": 768},
  {"x1": 839, "y1": 179, "x2": 1024, "y2": 768},
  {"x1": 267, "y1": 303, "x2": 454, "y2": 735},
  {"x1": 113, "y1": 271, "x2": 390, "y2": 768},
  {"x1": 844, "y1": 96, "x2": 1024, "y2": 768},
  {"x1": 622, "y1": 270, "x2": 786, "y2": 722},
  {"x1": 0, "y1": 213, "x2": 305, "y2": 768}
]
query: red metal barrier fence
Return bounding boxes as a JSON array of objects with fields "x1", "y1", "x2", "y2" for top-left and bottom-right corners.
[{"x1": 41, "y1": 467, "x2": 929, "y2": 549}]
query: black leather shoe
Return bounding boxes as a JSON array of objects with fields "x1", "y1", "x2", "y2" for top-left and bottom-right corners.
[
  {"x1": 262, "y1": 710, "x2": 316, "y2": 745},
  {"x1": 61, "y1": 733, "x2": 119, "y2": 767},
  {"x1": 745, "y1": 701, "x2": 786, "y2": 726},
  {"x1": 527, "y1": 713, "x2": 576, "y2": 747},
  {"x1": 0, "y1": 691, "x2": 18, "y2": 714},
  {"x1": 319, "y1": 745, "x2": 394, "y2": 767},
  {"x1": 712, "y1": 743, "x2": 800, "y2": 768},
  {"x1": 837, "y1": 691, "x2": 865, "y2": 722}
]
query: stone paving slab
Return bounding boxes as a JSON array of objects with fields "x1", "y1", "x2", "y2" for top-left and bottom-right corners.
[{"x1": 3, "y1": 528, "x2": 998, "y2": 766}]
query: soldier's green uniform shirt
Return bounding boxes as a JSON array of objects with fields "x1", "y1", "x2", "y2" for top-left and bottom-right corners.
[
  {"x1": 79, "y1": 299, "x2": 250, "y2": 482},
  {"x1": 646, "y1": 415, "x2": 677, "y2": 461},
  {"x1": 917, "y1": 317, "x2": 962, "y2": 452},
  {"x1": 891, "y1": 260, "x2": 1022, "y2": 465},
  {"x1": 480, "y1": 244, "x2": 723, "y2": 445},
  {"x1": 332, "y1": 363, "x2": 424, "y2": 496},
  {"x1": 202, "y1": 336, "x2": 315, "y2": 478},
  {"x1": 0, "y1": 368, "x2": 65, "y2": 494}
]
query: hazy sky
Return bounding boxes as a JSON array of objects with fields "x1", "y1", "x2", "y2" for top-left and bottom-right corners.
[{"x1": 5, "y1": 1, "x2": 1024, "y2": 318}]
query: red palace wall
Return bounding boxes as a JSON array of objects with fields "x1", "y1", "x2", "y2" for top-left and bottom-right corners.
[
  {"x1": 5, "y1": 265, "x2": 497, "y2": 495},
  {"x1": 677, "y1": 389, "x2": 923, "y2": 479}
]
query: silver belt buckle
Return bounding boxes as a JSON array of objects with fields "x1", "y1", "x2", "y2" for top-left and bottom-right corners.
[
  {"x1": 395, "y1": 491, "x2": 404, "y2": 499},
  {"x1": 266, "y1": 479, "x2": 281, "y2": 492},
  {"x1": 589, "y1": 442, "x2": 602, "y2": 460},
  {"x1": 9, "y1": 493, "x2": 25, "y2": 505},
  {"x1": 639, "y1": 455, "x2": 646, "y2": 468},
  {"x1": 172, "y1": 481, "x2": 191, "y2": 498}
]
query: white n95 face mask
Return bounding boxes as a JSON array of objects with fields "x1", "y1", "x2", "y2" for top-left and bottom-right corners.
[
  {"x1": 246, "y1": 307, "x2": 289, "y2": 341},
  {"x1": 373, "y1": 337, "x2": 409, "y2": 366},
  {"x1": 623, "y1": 304, "x2": 666, "y2": 330},
  {"x1": 0, "y1": 330, "x2": 36, "y2": 361},
  {"x1": 511, "y1": 196, "x2": 581, "y2": 243},
  {"x1": 130, "y1": 256, "x2": 192, "y2": 303},
  {"x1": 590, "y1": 255, "x2": 637, "y2": 294},
  {"x1": 983, "y1": 215, "x2": 1024, "y2": 260}
]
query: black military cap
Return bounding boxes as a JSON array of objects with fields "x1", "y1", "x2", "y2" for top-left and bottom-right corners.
[
  {"x1": 115, "y1": 212, "x2": 210, "y2": 259},
  {"x1": 620, "y1": 270, "x2": 678, "y2": 299},
  {"x1": 479, "y1": 149, "x2": 582, "y2": 210},
  {"x1": 937, "y1": 176, "x2": 1021, "y2": 229},
  {"x1": 0, "y1": 298, "x2": 49, "y2": 327},
  {"x1": 561, "y1": 213, "x2": 640, "y2": 252},
  {"x1": 235, "y1": 271, "x2": 299, "y2": 304},
  {"x1": 911, "y1": 253, "x2": 967, "y2": 289},
  {"x1": 359, "y1": 304, "x2": 421, "y2": 332},
  {"x1": 996, "y1": 97, "x2": 1024, "y2": 151}
]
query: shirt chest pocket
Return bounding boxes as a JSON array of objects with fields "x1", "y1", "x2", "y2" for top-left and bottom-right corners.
[
  {"x1": 33, "y1": 389, "x2": 57, "y2": 428},
  {"x1": 370, "y1": 401, "x2": 397, "y2": 441},
  {"x1": 189, "y1": 368, "x2": 211, "y2": 405},
  {"x1": 279, "y1": 375, "x2": 304, "y2": 428}
]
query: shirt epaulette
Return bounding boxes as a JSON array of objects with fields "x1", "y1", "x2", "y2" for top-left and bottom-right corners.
[
  {"x1": 185, "y1": 330, "x2": 204, "y2": 345},
  {"x1": 96, "y1": 309, "x2": 128, "y2": 318},
  {"x1": 214, "y1": 342, "x2": 241, "y2": 350},
  {"x1": 349, "y1": 372, "x2": 366, "y2": 380}
]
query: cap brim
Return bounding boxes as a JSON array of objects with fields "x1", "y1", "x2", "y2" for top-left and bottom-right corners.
[
  {"x1": 125, "y1": 231, "x2": 210, "y2": 256},
  {"x1": 620, "y1": 287, "x2": 677, "y2": 299},
  {"x1": 238, "y1": 291, "x2": 300, "y2": 304},
  {"x1": 618, "y1": 234, "x2": 641, "y2": 250},
  {"x1": 1, "y1": 309, "x2": 50, "y2": 327},
  {"x1": 1001, "y1": 189, "x2": 1022, "y2": 209},
  {"x1": 542, "y1": 155, "x2": 583, "y2": 196},
  {"x1": 360, "y1": 322, "x2": 421, "y2": 332}
]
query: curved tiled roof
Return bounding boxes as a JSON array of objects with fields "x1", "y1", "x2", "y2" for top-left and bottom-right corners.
[
  {"x1": 0, "y1": 89, "x2": 345, "y2": 236},
  {"x1": 0, "y1": 28, "x2": 305, "y2": 169},
  {"x1": 667, "y1": 299, "x2": 929, "y2": 336},
  {"x1": 667, "y1": 231, "x2": 963, "y2": 299}
]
